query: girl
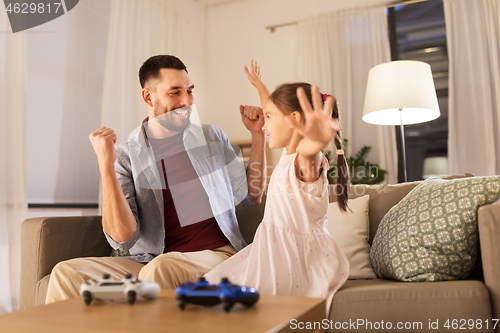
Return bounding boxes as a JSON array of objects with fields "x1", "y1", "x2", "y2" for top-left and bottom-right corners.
[{"x1": 205, "y1": 60, "x2": 350, "y2": 309}]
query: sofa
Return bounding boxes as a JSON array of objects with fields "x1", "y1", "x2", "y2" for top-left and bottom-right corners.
[{"x1": 20, "y1": 179, "x2": 500, "y2": 332}]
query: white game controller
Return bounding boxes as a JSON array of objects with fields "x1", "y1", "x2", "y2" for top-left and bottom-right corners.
[{"x1": 80, "y1": 273, "x2": 161, "y2": 305}]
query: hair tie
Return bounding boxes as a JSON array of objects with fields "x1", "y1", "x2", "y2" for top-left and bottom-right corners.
[
  {"x1": 336, "y1": 149, "x2": 344, "y2": 155},
  {"x1": 322, "y1": 93, "x2": 328, "y2": 101}
]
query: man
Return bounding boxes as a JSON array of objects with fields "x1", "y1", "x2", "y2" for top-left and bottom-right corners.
[{"x1": 45, "y1": 55, "x2": 266, "y2": 303}]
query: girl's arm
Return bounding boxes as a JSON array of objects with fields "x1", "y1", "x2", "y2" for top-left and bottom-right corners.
[
  {"x1": 295, "y1": 139, "x2": 327, "y2": 182},
  {"x1": 286, "y1": 86, "x2": 341, "y2": 182},
  {"x1": 244, "y1": 59, "x2": 270, "y2": 109}
]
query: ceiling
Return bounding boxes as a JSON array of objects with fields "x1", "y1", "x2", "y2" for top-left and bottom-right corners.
[
  {"x1": 196, "y1": 0, "x2": 243, "y2": 6},
  {"x1": 196, "y1": 0, "x2": 433, "y2": 7}
]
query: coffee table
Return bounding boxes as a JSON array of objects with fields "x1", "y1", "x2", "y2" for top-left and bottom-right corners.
[{"x1": 0, "y1": 290, "x2": 326, "y2": 332}]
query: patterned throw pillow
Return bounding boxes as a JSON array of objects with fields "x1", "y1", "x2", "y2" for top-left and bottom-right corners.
[{"x1": 370, "y1": 176, "x2": 500, "y2": 282}]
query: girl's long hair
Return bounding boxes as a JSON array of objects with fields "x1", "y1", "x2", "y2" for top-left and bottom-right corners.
[{"x1": 268, "y1": 82, "x2": 350, "y2": 212}]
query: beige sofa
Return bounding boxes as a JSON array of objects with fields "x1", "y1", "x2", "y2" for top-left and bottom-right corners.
[{"x1": 20, "y1": 180, "x2": 500, "y2": 332}]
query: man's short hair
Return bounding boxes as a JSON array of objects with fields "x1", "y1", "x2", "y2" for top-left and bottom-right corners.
[{"x1": 139, "y1": 55, "x2": 188, "y2": 88}]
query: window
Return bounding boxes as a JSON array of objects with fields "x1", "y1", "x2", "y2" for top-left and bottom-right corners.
[{"x1": 388, "y1": 0, "x2": 448, "y2": 182}]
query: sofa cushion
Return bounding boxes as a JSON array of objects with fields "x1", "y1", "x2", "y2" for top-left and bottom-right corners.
[
  {"x1": 35, "y1": 275, "x2": 50, "y2": 307},
  {"x1": 330, "y1": 279, "x2": 493, "y2": 329},
  {"x1": 327, "y1": 195, "x2": 376, "y2": 279},
  {"x1": 330, "y1": 182, "x2": 420, "y2": 244},
  {"x1": 370, "y1": 176, "x2": 500, "y2": 282}
]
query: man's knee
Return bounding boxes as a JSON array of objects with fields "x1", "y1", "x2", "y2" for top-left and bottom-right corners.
[
  {"x1": 50, "y1": 259, "x2": 81, "y2": 279},
  {"x1": 46, "y1": 259, "x2": 87, "y2": 304},
  {"x1": 139, "y1": 255, "x2": 180, "y2": 278},
  {"x1": 138, "y1": 254, "x2": 203, "y2": 289}
]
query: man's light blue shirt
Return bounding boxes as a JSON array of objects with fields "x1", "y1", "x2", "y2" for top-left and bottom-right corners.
[{"x1": 104, "y1": 118, "x2": 253, "y2": 262}]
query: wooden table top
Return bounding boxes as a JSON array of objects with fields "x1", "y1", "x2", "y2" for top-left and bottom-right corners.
[{"x1": 0, "y1": 290, "x2": 326, "y2": 333}]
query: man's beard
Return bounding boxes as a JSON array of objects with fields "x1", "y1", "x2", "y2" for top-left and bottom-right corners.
[{"x1": 155, "y1": 106, "x2": 191, "y2": 132}]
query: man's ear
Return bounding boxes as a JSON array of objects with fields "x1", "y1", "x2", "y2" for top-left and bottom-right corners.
[{"x1": 142, "y1": 88, "x2": 154, "y2": 107}]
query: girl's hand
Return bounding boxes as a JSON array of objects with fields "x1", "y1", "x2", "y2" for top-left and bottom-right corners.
[
  {"x1": 244, "y1": 59, "x2": 270, "y2": 110},
  {"x1": 285, "y1": 85, "x2": 341, "y2": 144},
  {"x1": 244, "y1": 59, "x2": 262, "y2": 87}
]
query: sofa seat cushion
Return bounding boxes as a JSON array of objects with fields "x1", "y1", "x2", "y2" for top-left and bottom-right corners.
[
  {"x1": 330, "y1": 279, "x2": 493, "y2": 331},
  {"x1": 35, "y1": 274, "x2": 50, "y2": 307}
]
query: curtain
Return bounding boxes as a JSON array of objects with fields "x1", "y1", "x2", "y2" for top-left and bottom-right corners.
[
  {"x1": 98, "y1": 0, "x2": 185, "y2": 211},
  {"x1": 101, "y1": 0, "x2": 185, "y2": 143},
  {"x1": 0, "y1": 13, "x2": 27, "y2": 314},
  {"x1": 297, "y1": 7, "x2": 398, "y2": 184},
  {"x1": 445, "y1": 0, "x2": 500, "y2": 176}
]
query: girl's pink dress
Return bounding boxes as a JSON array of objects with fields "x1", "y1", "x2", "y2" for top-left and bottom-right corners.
[{"x1": 205, "y1": 149, "x2": 349, "y2": 308}]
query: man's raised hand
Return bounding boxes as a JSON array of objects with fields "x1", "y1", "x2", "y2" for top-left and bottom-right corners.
[{"x1": 89, "y1": 127, "x2": 117, "y2": 168}]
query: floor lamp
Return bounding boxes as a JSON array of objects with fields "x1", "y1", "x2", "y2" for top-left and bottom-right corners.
[{"x1": 362, "y1": 60, "x2": 441, "y2": 182}]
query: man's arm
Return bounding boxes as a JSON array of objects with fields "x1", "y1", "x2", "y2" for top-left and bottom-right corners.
[
  {"x1": 241, "y1": 59, "x2": 269, "y2": 204},
  {"x1": 89, "y1": 127, "x2": 137, "y2": 243},
  {"x1": 239, "y1": 106, "x2": 266, "y2": 205},
  {"x1": 247, "y1": 131, "x2": 266, "y2": 205}
]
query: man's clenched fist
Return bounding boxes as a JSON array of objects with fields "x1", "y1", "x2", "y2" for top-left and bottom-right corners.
[
  {"x1": 89, "y1": 127, "x2": 117, "y2": 168},
  {"x1": 240, "y1": 105, "x2": 264, "y2": 134}
]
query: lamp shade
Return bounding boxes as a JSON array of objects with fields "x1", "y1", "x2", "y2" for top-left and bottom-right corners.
[
  {"x1": 362, "y1": 60, "x2": 440, "y2": 126},
  {"x1": 423, "y1": 156, "x2": 448, "y2": 178}
]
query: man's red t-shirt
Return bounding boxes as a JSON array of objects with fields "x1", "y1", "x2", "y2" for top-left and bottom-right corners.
[{"x1": 149, "y1": 132, "x2": 230, "y2": 253}]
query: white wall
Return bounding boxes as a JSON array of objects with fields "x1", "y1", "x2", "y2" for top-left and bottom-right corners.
[
  {"x1": 205, "y1": 0, "x2": 392, "y2": 166},
  {"x1": 26, "y1": 0, "x2": 206, "y2": 204},
  {"x1": 170, "y1": 0, "x2": 208, "y2": 122},
  {"x1": 26, "y1": 0, "x2": 111, "y2": 204}
]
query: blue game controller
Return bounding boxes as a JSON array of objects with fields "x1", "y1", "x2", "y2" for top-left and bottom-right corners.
[{"x1": 175, "y1": 277, "x2": 259, "y2": 312}]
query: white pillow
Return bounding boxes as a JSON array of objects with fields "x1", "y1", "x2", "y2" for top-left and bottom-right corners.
[{"x1": 327, "y1": 195, "x2": 377, "y2": 279}]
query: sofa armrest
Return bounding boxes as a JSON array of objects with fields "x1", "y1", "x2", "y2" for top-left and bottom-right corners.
[
  {"x1": 478, "y1": 204, "x2": 500, "y2": 331},
  {"x1": 20, "y1": 216, "x2": 112, "y2": 309}
]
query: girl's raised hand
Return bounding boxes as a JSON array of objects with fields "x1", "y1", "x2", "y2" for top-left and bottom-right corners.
[
  {"x1": 285, "y1": 85, "x2": 341, "y2": 144},
  {"x1": 244, "y1": 59, "x2": 262, "y2": 87},
  {"x1": 244, "y1": 59, "x2": 270, "y2": 110}
]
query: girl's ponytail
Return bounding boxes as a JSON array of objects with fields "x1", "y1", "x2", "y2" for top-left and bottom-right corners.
[{"x1": 331, "y1": 100, "x2": 351, "y2": 213}]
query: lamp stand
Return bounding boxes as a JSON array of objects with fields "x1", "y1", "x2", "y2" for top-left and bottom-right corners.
[{"x1": 399, "y1": 108, "x2": 408, "y2": 182}]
